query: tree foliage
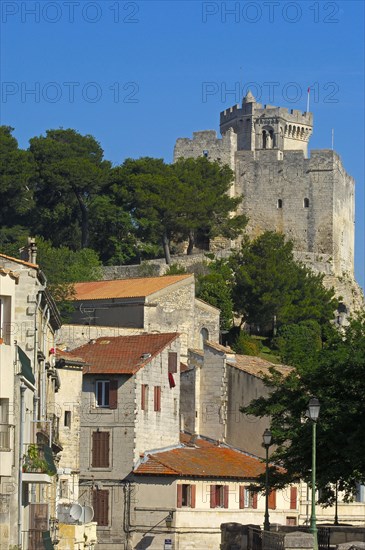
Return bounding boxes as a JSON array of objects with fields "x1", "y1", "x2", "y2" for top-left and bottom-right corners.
[
  {"x1": 230, "y1": 232, "x2": 338, "y2": 333},
  {"x1": 242, "y1": 315, "x2": 365, "y2": 504}
]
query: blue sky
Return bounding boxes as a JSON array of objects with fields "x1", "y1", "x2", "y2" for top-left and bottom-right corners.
[{"x1": 1, "y1": 0, "x2": 364, "y2": 289}]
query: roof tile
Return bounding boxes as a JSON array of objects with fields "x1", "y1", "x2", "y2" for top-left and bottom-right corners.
[
  {"x1": 71, "y1": 274, "x2": 192, "y2": 300},
  {"x1": 134, "y1": 437, "x2": 266, "y2": 479},
  {"x1": 72, "y1": 333, "x2": 179, "y2": 374}
]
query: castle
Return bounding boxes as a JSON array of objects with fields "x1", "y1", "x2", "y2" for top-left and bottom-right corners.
[{"x1": 174, "y1": 92, "x2": 363, "y2": 314}]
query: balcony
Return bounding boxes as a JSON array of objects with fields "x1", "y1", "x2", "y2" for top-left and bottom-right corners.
[
  {"x1": 0, "y1": 423, "x2": 11, "y2": 451},
  {"x1": 22, "y1": 443, "x2": 57, "y2": 484}
]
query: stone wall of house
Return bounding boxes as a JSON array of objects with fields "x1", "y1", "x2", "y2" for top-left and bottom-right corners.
[{"x1": 134, "y1": 339, "x2": 181, "y2": 461}]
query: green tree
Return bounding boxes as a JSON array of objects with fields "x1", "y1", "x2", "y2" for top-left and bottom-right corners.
[
  {"x1": 35, "y1": 238, "x2": 102, "y2": 320},
  {"x1": 29, "y1": 129, "x2": 111, "y2": 249},
  {"x1": 172, "y1": 157, "x2": 247, "y2": 254},
  {"x1": 230, "y1": 232, "x2": 337, "y2": 334},
  {"x1": 196, "y1": 259, "x2": 234, "y2": 332},
  {"x1": 242, "y1": 314, "x2": 365, "y2": 504},
  {"x1": 0, "y1": 126, "x2": 35, "y2": 227}
]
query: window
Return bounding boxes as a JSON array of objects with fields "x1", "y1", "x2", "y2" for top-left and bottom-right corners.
[
  {"x1": 64, "y1": 410, "x2": 71, "y2": 428},
  {"x1": 203, "y1": 150, "x2": 209, "y2": 157},
  {"x1": 277, "y1": 199, "x2": 283, "y2": 209},
  {"x1": 210, "y1": 485, "x2": 229, "y2": 508},
  {"x1": 168, "y1": 352, "x2": 178, "y2": 374},
  {"x1": 0, "y1": 398, "x2": 10, "y2": 450},
  {"x1": 177, "y1": 484, "x2": 196, "y2": 508},
  {"x1": 0, "y1": 297, "x2": 10, "y2": 344},
  {"x1": 239, "y1": 486, "x2": 258, "y2": 509},
  {"x1": 200, "y1": 328, "x2": 209, "y2": 347},
  {"x1": 304, "y1": 197, "x2": 310, "y2": 208},
  {"x1": 95, "y1": 380, "x2": 118, "y2": 409},
  {"x1": 60, "y1": 479, "x2": 68, "y2": 498},
  {"x1": 286, "y1": 517, "x2": 297, "y2": 526},
  {"x1": 268, "y1": 489, "x2": 277, "y2": 509},
  {"x1": 290, "y1": 486, "x2": 297, "y2": 509},
  {"x1": 93, "y1": 489, "x2": 109, "y2": 526},
  {"x1": 141, "y1": 384, "x2": 148, "y2": 411},
  {"x1": 92, "y1": 431, "x2": 110, "y2": 468},
  {"x1": 154, "y1": 386, "x2": 161, "y2": 412}
]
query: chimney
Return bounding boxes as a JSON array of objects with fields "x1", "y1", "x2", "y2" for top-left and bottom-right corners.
[{"x1": 19, "y1": 237, "x2": 37, "y2": 264}]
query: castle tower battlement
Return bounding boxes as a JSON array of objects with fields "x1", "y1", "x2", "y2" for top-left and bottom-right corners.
[
  {"x1": 173, "y1": 91, "x2": 360, "y2": 312},
  {"x1": 220, "y1": 92, "x2": 313, "y2": 158}
]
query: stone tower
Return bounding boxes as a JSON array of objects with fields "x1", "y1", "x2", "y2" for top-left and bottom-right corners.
[{"x1": 174, "y1": 92, "x2": 363, "y2": 313}]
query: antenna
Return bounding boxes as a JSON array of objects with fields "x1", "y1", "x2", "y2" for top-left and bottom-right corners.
[
  {"x1": 69, "y1": 503, "x2": 82, "y2": 522},
  {"x1": 82, "y1": 505, "x2": 94, "y2": 524}
]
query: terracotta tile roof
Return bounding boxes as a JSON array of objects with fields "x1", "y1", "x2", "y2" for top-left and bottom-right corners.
[
  {"x1": 71, "y1": 274, "x2": 192, "y2": 300},
  {"x1": 134, "y1": 438, "x2": 266, "y2": 479},
  {"x1": 229, "y1": 355, "x2": 292, "y2": 379},
  {"x1": 0, "y1": 266, "x2": 20, "y2": 283},
  {"x1": 56, "y1": 348, "x2": 87, "y2": 365},
  {"x1": 0, "y1": 253, "x2": 38, "y2": 269},
  {"x1": 72, "y1": 333, "x2": 179, "y2": 374},
  {"x1": 180, "y1": 362, "x2": 190, "y2": 373}
]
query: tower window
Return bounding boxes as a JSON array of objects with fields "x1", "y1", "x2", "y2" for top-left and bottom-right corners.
[
  {"x1": 277, "y1": 199, "x2": 283, "y2": 209},
  {"x1": 203, "y1": 150, "x2": 209, "y2": 157},
  {"x1": 304, "y1": 198, "x2": 310, "y2": 208}
]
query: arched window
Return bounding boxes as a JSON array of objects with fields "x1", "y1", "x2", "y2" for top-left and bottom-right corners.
[
  {"x1": 304, "y1": 198, "x2": 310, "y2": 208},
  {"x1": 277, "y1": 199, "x2": 283, "y2": 209},
  {"x1": 262, "y1": 130, "x2": 267, "y2": 149},
  {"x1": 200, "y1": 328, "x2": 209, "y2": 347}
]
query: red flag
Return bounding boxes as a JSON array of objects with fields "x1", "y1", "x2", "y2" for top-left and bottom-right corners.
[{"x1": 168, "y1": 372, "x2": 176, "y2": 388}]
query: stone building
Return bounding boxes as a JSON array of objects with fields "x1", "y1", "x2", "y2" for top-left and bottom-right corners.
[
  {"x1": 69, "y1": 332, "x2": 182, "y2": 550},
  {"x1": 59, "y1": 274, "x2": 220, "y2": 360},
  {"x1": 133, "y1": 433, "x2": 300, "y2": 550},
  {"x1": 0, "y1": 250, "x2": 62, "y2": 550},
  {"x1": 174, "y1": 93, "x2": 364, "y2": 313}
]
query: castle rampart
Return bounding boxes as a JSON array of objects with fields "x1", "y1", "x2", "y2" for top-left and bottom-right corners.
[{"x1": 173, "y1": 91, "x2": 361, "y2": 311}]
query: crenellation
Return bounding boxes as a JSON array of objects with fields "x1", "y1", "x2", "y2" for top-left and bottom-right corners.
[{"x1": 174, "y1": 89, "x2": 363, "y2": 312}]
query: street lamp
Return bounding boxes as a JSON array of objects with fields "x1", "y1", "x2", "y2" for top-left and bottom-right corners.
[
  {"x1": 263, "y1": 428, "x2": 272, "y2": 532},
  {"x1": 307, "y1": 397, "x2": 320, "y2": 550}
]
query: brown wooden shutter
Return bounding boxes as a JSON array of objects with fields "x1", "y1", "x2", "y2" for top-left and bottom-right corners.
[
  {"x1": 92, "y1": 431, "x2": 110, "y2": 468},
  {"x1": 224, "y1": 485, "x2": 229, "y2": 509},
  {"x1": 252, "y1": 491, "x2": 258, "y2": 509},
  {"x1": 154, "y1": 386, "x2": 161, "y2": 412},
  {"x1": 168, "y1": 352, "x2": 178, "y2": 374},
  {"x1": 177, "y1": 484, "x2": 182, "y2": 508},
  {"x1": 290, "y1": 486, "x2": 297, "y2": 510},
  {"x1": 239, "y1": 486, "x2": 245, "y2": 509},
  {"x1": 191, "y1": 485, "x2": 196, "y2": 508},
  {"x1": 141, "y1": 385, "x2": 146, "y2": 410},
  {"x1": 268, "y1": 489, "x2": 276, "y2": 510},
  {"x1": 93, "y1": 489, "x2": 109, "y2": 526},
  {"x1": 210, "y1": 485, "x2": 216, "y2": 508},
  {"x1": 109, "y1": 380, "x2": 118, "y2": 409}
]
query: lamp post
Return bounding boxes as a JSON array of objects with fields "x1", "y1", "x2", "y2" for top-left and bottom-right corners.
[
  {"x1": 263, "y1": 428, "x2": 272, "y2": 532},
  {"x1": 307, "y1": 397, "x2": 320, "y2": 550}
]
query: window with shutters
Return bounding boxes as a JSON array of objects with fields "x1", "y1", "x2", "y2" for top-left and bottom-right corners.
[
  {"x1": 93, "y1": 489, "x2": 109, "y2": 526},
  {"x1": 95, "y1": 379, "x2": 118, "y2": 409},
  {"x1": 92, "y1": 431, "x2": 110, "y2": 468},
  {"x1": 154, "y1": 386, "x2": 161, "y2": 412},
  {"x1": 210, "y1": 485, "x2": 229, "y2": 508},
  {"x1": 141, "y1": 384, "x2": 148, "y2": 411},
  {"x1": 239, "y1": 486, "x2": 258, "y2": 509},
  {"x1": 290, "y1": 486, "x2": 297, "y2": 509},
  {"x1": 177, "y1": 484, "x2": 196, "y2": 508},
  {"x1": 268, "y1": 489, "x2": 277, "y2": 509},
  {"x1": 168, "y1": 352, "x2": 178, "y2": 374}
]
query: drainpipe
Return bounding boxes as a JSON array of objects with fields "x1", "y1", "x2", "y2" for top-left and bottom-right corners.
[
  {"x1": 18, "y1": 383, "x2": 26, "y2": 548},
  {"x1": 41, "y1": 306, "x2": 49, "y2": 421},
  {"x1": 34, "y1": 293, "x2": 42, "y2": 419}
]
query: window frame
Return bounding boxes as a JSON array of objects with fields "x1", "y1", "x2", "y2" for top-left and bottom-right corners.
[
  {"x1": 177, "y1": 484, "x2": 196, "y2": 508},
  {"x1": 96, "y1": 380, "x2": 110, "y2": 408},
  {"x1": 93, "y1": 489, "x2": 109, "y2": 527},
  {"x1": 141, "y1": 384, "x2": 148, "y2": 411},
  {"x1": 154, "y1": 386, "x2": 161, "y2": 412},
  {"x1": 91, "y1": 431, "x2": 110, "y2": 469}
]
